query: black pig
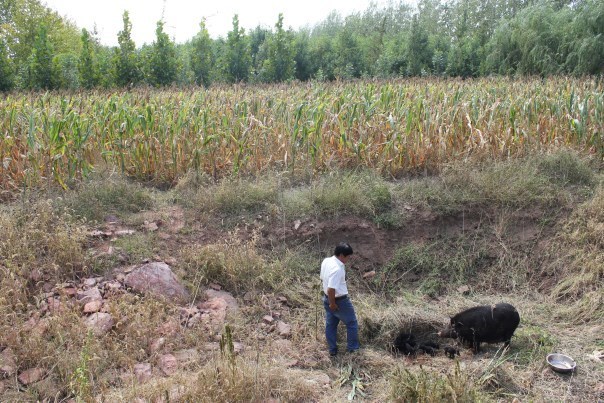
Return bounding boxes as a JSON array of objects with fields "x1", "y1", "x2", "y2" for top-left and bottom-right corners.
[
  {"x1": 393, "y1": 332, "x2": 417, "y2": 355},
  {"x1": 438, "y1": 303, "x2": 520, "y2": 353},
  {"x1": 444, "y1": 346, "x2": 460, "y2": 359}
]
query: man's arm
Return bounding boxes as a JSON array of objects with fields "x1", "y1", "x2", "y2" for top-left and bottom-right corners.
[{"x1": 327, "y1": 287, "x2": 338, "y2": 311}]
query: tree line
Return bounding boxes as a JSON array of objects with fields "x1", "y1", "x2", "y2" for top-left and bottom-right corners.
[{"x1": 0, "y1": 0, "x2": 602, "y2": 91}]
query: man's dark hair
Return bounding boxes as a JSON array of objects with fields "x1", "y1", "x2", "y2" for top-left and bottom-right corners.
[{"x1": 334, "y1": 242, "x2": 353, "y2": 257}]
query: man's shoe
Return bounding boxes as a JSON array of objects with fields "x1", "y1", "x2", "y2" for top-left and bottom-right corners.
[
  {"x1": 347, "y1": 349, "x2": 359, "y2": 354},
  {"x1": 329, "y1": 351, "x2": 338, "y2": 357}
]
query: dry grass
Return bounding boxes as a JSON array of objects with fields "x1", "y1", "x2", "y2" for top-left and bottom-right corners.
[{"x1": 0, "y1": 151, "x2": 603, "y2": 402}]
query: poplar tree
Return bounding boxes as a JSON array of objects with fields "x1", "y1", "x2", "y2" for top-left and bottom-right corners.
[
  {"x1": 116, "y1": 11, "x2": 139, "y2": 87},
  {"x1": 190, "y1": 19, "x2": 213, "y2": 87},
  {"x1": 150, "y1": 20, "x2": 177, "y2": 86},
  {"x1": 79, "y1": 28, "x2": 97, "y2": 88},
  {"x1": 31, "y1": 24, "x2": 54, "y2": 89}
]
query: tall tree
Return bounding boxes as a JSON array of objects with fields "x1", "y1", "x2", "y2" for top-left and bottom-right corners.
[
  {"x1": 30, "y1": 24, "x2": 53, "y2": 89},
  {"x1": 116, "y1": 10, "x2": 139, "y2": 87},
  {"x1": 406, "y1": 14, "x2": 431, "y2": 75},
  {"x1": 261, "y1": 13, "x2": 295, "y2": 82},
  {"x1": 0, "y1": 37, "x2": 13, "y2": 91},
  {"x1": 190, "y1": 19, "x2": 213, "y2": 87},
  {"x1": 150, "y1": 20, "x2": 177, "y2": 86},
  {"x1": 221, "y1": 15, "x2": 251, "y2": 83},
  {"x1": 78, "y1": 28, "x2": 97, "y2": 89}
]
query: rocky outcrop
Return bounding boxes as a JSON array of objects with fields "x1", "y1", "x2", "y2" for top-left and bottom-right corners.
[
  {"x1": 83, "y1": 312, "x2": 114, "y2": 336},
  {"x1": 124, "y1": 262, "x2": 190, "y2": 303}
]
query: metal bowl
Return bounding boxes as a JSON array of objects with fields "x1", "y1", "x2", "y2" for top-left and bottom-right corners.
[{"x1": 546, "y1": 353, "x2": 576, "y2": 373}]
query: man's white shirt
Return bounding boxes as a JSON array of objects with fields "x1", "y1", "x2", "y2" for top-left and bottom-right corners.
[{"x1": 320, "y1": 255, "x2": 348, "y2": 297}]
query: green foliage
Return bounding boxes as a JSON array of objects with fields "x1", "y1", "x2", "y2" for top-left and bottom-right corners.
[
  {"x1": 150, "y1": 20, "x2": 177, "y2": 86},
  {"x1": 389, "y1": 363, "x2": 481, "y2": 402},
  {"x1": 221, "y1": 15, "x2": 251, "y2": 83},
  {"x1": 53, "y1": 52, "x2": 79, "y2": 89},
  {"x1": 116, "y1": 11, "x2": 140, "y2": 87},
  {"x1": 58, "y1": 177, "x2": 154, "y2": 222},
  {"x1": 537, "y1": 150, "x2": 595, "y2": 186},
  {"x1": 190, "y1": 20, "x2": 213, "y2": 87},
  {"x1": 260, "y1": 14, "x2": 295, "y2": 82},
  {"x1": 3, "y1": 0, "x2": 603, "y2": 90},
  {"x1": 30, "y1": 24, "x2": 54, "y2": 89},
  {"x1": 0, "y1": 37, "x2": 13, "y2": 91},
  {"x1": 79, "y1": 29, "x2": 97, "y2": 89}
]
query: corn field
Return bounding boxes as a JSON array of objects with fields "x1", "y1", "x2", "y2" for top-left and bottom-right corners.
[{"x1": 0, "y1": 77, "x2": 602, "y2": 190}]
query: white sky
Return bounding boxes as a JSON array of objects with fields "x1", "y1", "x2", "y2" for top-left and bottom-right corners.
[{"x1": 42, "y1": 0, "x2": 395, "y2": 46}]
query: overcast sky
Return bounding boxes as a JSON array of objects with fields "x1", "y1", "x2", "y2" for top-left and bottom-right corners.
[{"x1": 42, "y1": 0, "x2": 397, "y2": 46}]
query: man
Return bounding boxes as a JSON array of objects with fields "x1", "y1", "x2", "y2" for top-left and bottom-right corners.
[{"x1": 320, "y1": 242, "x2": 359, "y2": 356}]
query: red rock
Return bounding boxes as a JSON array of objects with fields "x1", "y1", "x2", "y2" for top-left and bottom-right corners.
[
  {"x1": 83, "y1": 300, "x2": 103, "y2": 313},
  {"x1": 83, "y1": 312, "x2": 114, "y2": 336},
  {"x1": 61, "y1": 287, "x2": 78, "y2": 297},
  {"x1": 124, "y1": 262, "x2": 190, "y2": 303},
  {"x1": 157, "y1": 320, "x2": 180, "y2": 336},
  {"x1": 83, "y1": 278, "x2": 97, "y2": 287},
  {"x1": 149, "y1": 337, "x2": 166, "y2": 354},
  {"x1": 158, "y1": 354, "x2": 178, "y2": 376},
  {"x1": 0, "y1": 348, "x2": 17, "y2": 376},
  {"x1": 76, "y1": 287, "x2": 102, "y2": 305},
  {"x1": 457, "y1": 285, "x2": 471, "y2": 295},
  {"x1": 276, "y1": 321, "x2": 292, "y2": 338},
  {"x1": 18, "y1": 367, "x2": 45, "y2": 385},
  {"x1": 47, "y1": 297, "x2": 65, "y2": 314},
  {"x1": 362, "y1": 270, "x2": 376, "y2": 279},
  {"x1": 173, "y1": 349, "x2": 200, "y2": 366},
  {"x1": 134, "y1": 363, "x2": 153, "y2": 383}
]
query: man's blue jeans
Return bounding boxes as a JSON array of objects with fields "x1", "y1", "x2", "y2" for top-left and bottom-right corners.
[{"x1": 323, "y1": 295, "x2": 360, "y2": 355}]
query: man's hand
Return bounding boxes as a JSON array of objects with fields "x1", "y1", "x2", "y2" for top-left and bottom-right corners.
[{"x1": 327, "y1": 288, "x2": 338, "y2": 311}]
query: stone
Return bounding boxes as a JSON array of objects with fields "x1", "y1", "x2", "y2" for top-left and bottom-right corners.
[
  {"x1": 114, "y1": 229, "x2": 135, "y2": 236},
  {"x1": 46, "y1": 297, "x2": 65, "y2": 314},
  {"x1": 273, "y1": 339, "x2": 293, "y2": 352},
  {"x1": 149, "y1": 338, "x2": 166, "y2": 354},
  {"x1": 263, "y1": 315, "x2": 274, "y2": 324},
  {"x1": 18, "y1": 367, "x2": 45, "y2": 385},
  {"x1": 203, "y1": 289, "x2": 238, "y2": 312},
  {"x1": 76, "y1": 287, "x2": 103, "y2": 305},
  {"x1": 209, "y1": 283, "x2": 222, "y2": 291},
  {"x1": 595, "y1": 382, "x2": 604, "y2": 394},
  {"x1": 84, "y1": 312, "x2": 114, "y2": 336},
  {"x1": 61, "y1": 287, "x2": 78, "y2": 297},
  {"x1": 362, "y1": 270, "x2": 376, "y2": 279},
  {"x1": 125, "y1": 262, "x2": 190, "y2": 303},
  {"x1": 83, "y1": 278, "x2": 97, "y2": 287},
  {"x1": 157, "y1": 320, "x2": 180, "y2": 336},
  {"x1": 457, "y1": 285, "x2": 471, "y2": 295},
  {"x1": 143, "y1": 221, "x2": 159, "y2": 232},
  {"x1": 276, "y1": 321, "x2": 292, "y2": 338},
  {"x1": 173, "y1": 349, "x2": 200, "y2": 367},
  {"x1": 197, "y1": 290, "x2": 239, "y2": 329},
  {"x1": 305, "y1": 372, "x2": 330, "y2": 388},
  {"x1": 158, "y1": 354, "x2": 178, "y2": 376},
  {"x1": 134, "y1": 363, "x2": 153, "y2": 383},
  {"x1": 83, "y1": 300, "x2": 103, "y2": 313},
  {"x1": 0, "y1": 348, "x2": 17, "y2": 376},
  {"x1": 233, "y1": 342, "x2": 244, "y2": 354},
  {"x1": 29, "y1": 376, "x2": 60, "y2": 400}
]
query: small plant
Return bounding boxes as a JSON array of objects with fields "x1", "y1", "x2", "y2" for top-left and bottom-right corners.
[
  {"x1": 70, "y1": 331, "x2": 94, "y2": 402},
  {"x1": 389, "y1": 362, "x2": 480, "y2": 402}
]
